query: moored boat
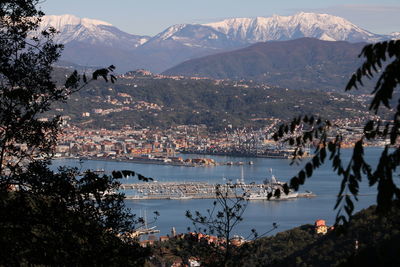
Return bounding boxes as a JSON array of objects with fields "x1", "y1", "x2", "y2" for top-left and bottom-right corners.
[
  {"x1": 246, "y1": 170, "x2": 298, "y2": 200},
  {"x1": 169, "y1": 194, "x2": 193, "y2": 200}
]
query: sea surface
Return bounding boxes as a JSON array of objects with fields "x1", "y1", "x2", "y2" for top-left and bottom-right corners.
[{"x1": 51, "y1": 148, "x2": 385, "y2": 238}]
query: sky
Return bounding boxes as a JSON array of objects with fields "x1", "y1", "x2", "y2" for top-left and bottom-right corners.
[{"x1": 39, "y1": 0, "x2": 400, "y2": 36}]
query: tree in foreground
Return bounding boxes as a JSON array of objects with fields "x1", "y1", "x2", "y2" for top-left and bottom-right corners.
[
  {"x1": 185, "y1": 184, "x2": 277, "y2": 266},
  {"x1": 0, "y1": 1, "x2": 147, "y2": 265},
  {"x1": 186, "y1": 184, "x2": 248, "y2": 265},
  {"x1": 274, "y1": 39, "x2": 400, "y2": 225}
]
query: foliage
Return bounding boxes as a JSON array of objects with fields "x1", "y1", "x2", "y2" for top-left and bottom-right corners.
[
  {"x1": 150, "y1": 236, "x2": 222, "y2": 267},
  {"x1": 0, "y1": 1, "x2": 116, "y2": 178},
  {"x1": 0, "y1": 161, "x2": 149, "y2": 266},
  {"x1": 153, "y1": 204, "x2": 400, "y2": 266},
  {"x1": 273, "y1": 39, "x2": 400, "y2": 225},
  {"x1": 232, "y1": 225, "x2": 318, "y2": 266},
  {"x1": 186, "y1": 184, "x2": 250, "y2": 266},
  {"x1": 48, "y1": 68, "x2": 368, "y2": 130},
  {"x1": 229, "y1": 204, "x2": 400, "y2": 266},
  {"x1": 163, "y1": 38, "x2": 368, "y2": 92},
  {"x1": 0, "y1": 1, "x2": 148, "y2": 265},
  {"x1": 274, "y1": 204, "x2": 400, "y2": 267}
]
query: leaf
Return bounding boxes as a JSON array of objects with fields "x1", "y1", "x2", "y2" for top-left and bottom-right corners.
[
  {"x1": 121, "y1": 170, "x2": 135, "y2": 177},
  {"x1": 320, "y1": 147, "x2": 326, "y2": 163},
  {"x1": 138, "y1": 174, "x2": 153, "y2": 182},
  {"x1": 111, "y1": 171, "x2": 122, "y2": 179},
  {"x1": 338, "y1": 177, "x2": 348, "y2": 197},
  {"x1": 312, "y1": 156, "x2": 320, "y2": 168},
  {"x1": 334, "y1": 195, "x2": 344, "y2": 210},
  {"x1": 305, "y1": 163, "x2": 313, "y2": 177},
  {"x1": 92, "y1": 68, "x2": 109, "y2": 82},
  {"x1": 298, "y1": 171, "x2": 306, "y2": 185},
  {"x1": 283, "y1": 183, "x2": 290, "y2": 195},
  {"x1": 364, "y1": 120, "x2": 374, "y2": 132},
  {"x1": 328, "y1": 142, "x2": 335, "y2": 152},
  {"x1": 290, "y1": 177, "x2": 300, "y2": 191},
  {"x1": 65, "y1": 70, "x2": 79, "y2": 88},
  {"x1": 110, "y1": 74, "x2": 117, "y2": 83},
  {"x1": 345, "y1": 195, "x2": 354, "y2": 213}
]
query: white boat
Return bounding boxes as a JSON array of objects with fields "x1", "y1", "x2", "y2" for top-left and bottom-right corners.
[
  {"x1": 247, "y1": 190, "x2": 298, "y2": 200},
  {"x1": 247, "y1": 170, "x2": 298, "y2": 200},
  {"x1": 169, "y1": 194, "x2": 193, "y2": 200},
  {"x1": 125, "y1": 195, "x2": 143, "y2": 200}
]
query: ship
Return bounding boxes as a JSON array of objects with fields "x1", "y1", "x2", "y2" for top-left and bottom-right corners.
[
  {"x1": 247, "y1": 189, "x2": 298, "y2": 200},
  {"x1": 169, "y1": 193, "x2": 193, "y2": 200},
  {"x1": 246, "y1": 170, "x2": 299, "y2": 200}
]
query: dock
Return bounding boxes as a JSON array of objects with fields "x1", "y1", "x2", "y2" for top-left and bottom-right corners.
[{"x1": 120, "y1": 182, "x2": 316, "y2": 200}]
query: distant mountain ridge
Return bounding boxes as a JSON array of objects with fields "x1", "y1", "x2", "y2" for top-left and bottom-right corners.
[
  {"x1": 40, "y1": 13, "x2": 396, "y2": 73},
  {"x1": 163, "y1": 38, "x2": 368, "y2": 91},
  {"x1": 203, "y1": 12, "x2": 383, "y2": 43}
]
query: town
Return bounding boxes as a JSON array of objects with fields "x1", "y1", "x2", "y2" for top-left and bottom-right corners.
[{"x1": 55, "y1": 113, "x2": 387, "y2": 165}]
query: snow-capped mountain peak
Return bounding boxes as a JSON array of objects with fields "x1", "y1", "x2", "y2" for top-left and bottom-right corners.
[
  {"x1": 154, "y1": 24, "x2": 188, "y2": 40},
  {"x1": 39, "y1": 12, "x2": 394, "y2": 73},
  {"x1": 40, "y1": 14, "x2": 112, "y2": 31},
  {"x1": 390, "y1": 32, "x2": 400, "y2": 40},
  {"x1": 203, "y1": 12, "x2": 382, "y2": 43},
  {"x1": 36, "y1": 14, "x2": 150, "y2": 50}
]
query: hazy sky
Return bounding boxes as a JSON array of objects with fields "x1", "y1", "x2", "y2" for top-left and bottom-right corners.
[{"x1": 39, "y1": 0, "x2": 400, "y2": 36}]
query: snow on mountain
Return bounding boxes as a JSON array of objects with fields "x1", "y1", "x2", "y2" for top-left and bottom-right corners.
[
  {"x1": 142, "y1": 23, "x2": 240, "y2": 50},
  {"x1": 153, "y1": 24, "x2": 188, "y2": 41},
  {"x1": 40, "y1": 14, "x2": 112, "y2": 30},
  {"x1": 37, "y1": 14, "x2": 150, "y2": 49},
  {"x1": 203, "y1": 12, "x2": 384, "y2": 43},
  {"x1": 390, "y1": 32, "x2": 400, "y2": 40},
  {"x1": 38, "y1": 12, "x2": 394, "y2": 73}
]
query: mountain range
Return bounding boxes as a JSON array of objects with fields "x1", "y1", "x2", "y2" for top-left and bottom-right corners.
[
  {"x1": 38, "y1": 13, "x2": 398, "y2": 73},
  {"x1": 162, "y1": 38, "x2": 368, "y2": 91}
]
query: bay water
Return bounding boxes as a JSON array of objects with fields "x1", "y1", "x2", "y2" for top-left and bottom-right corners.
[{"x1": 51, "y1": 148, "x2": 384, "y2": 238}]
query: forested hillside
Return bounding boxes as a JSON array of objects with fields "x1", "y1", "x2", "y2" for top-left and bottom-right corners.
[
  {"x1": 163, "y1": 38, "x2": 372, "y2": 92},
  {"x1": 50, "y1": 69, "x2": 369, "y2": 130}
]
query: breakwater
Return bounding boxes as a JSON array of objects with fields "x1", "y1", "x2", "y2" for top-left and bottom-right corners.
[{"x1": 120, "y1": 182, "x2": 315, "y2": 200}]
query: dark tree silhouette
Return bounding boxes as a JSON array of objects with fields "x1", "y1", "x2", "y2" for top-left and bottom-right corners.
[
  {"x1": 273, "y1": 39, "x2": 400, "y2": 226},
  {"x1": 0, "y1": 1, "x2": 150, "y2": 265},
  {"x1": 0, "y1": 0, "x2": 116, "y2": 180}
]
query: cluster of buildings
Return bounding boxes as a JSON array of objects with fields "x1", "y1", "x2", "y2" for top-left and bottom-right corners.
[{"x1": 55, "y1": 113, "x2": 386, "y2": 163}]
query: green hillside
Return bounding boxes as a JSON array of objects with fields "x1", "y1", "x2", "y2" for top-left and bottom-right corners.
[
  {"x1": 234, "y1": 204, "x2": 400, "y2": 266},
  {"x1": 163, "y1": 38, "x2": 372, "y2": 92},
  {"x1": 149, "y1": 203, "x2": 400, "y2": 266},
  {"x1": 49, "y1": 69, "x2": 369, "y2": 130}
]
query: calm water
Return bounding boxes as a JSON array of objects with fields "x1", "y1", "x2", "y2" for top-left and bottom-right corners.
[{"x1": 52, "y1": 148, "x2": 384, "y2": 237}]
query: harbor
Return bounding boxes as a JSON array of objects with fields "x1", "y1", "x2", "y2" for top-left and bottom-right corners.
[
  {"x1": 51, "y1": 148, "x2": 379, "y2": 237},
  {"x1": 120, "y1": 181, "x2": 316, "y2": 200}
]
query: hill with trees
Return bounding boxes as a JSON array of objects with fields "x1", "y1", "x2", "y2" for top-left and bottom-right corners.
[
  {"x1": 148, "y1": 204, "x2": 400, "y2": 266},
  {"x1": 49, "y1": 69, "x2": 370, "y2": 130},
  {"x1": 163, "y1": 38, "x2": 371, "y2": 92}
]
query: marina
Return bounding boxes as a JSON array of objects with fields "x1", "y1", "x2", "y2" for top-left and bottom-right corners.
[{"x1": 121, "y1": 181, "x2": 315, "y2": 200}]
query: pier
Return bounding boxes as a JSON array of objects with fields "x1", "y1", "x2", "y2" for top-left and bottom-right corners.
[{"x1": 120, "y1": 182, "x2": 315, "y2": 200}]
